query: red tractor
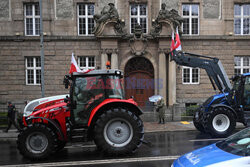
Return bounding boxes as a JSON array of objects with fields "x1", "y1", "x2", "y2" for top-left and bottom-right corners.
[{"x1": 17, "y1": 69, "x2": 144, "y2": 160}]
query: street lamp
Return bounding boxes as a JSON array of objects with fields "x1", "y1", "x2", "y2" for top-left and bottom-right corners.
[{"x1": 39, "y1": 0, "x2": 45, "y2": 97}]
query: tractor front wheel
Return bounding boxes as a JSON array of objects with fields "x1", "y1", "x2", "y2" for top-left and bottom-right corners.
[
  {"x1": 17, "y1": 124, "x2": 57, "y2": 160},
  {"x1": 193, "y1": 119, "x2": 205, "y2": 133},
  {"x1": 94, "y1": 108, "x2": 144, "y2": 155},
  {"x1": 203, "y1": 107, "x2": 236, "y2": 138},
  {"x1": 193, "y1": 110, "x2": 205, "y2": 133}
]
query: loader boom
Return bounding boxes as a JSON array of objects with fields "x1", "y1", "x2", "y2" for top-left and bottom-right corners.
[{"x1": 170, "y1": 50, "x2": 232, "y2": 93}]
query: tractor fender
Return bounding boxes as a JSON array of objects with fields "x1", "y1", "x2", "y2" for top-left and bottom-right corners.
[
  {"x1": 210, "y1": 104, "x2": 237, "y2": 119},
  {"x1": 88, "y1": 98, "x2": 143, "y2": 127},
  {"x1": 27, "y1": 116, "x2": 65, "y2": 141}
]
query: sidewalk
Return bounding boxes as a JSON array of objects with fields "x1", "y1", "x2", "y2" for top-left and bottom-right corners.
[{"x1": 0, "y1": 121, "x2": 245, "y2": 139}]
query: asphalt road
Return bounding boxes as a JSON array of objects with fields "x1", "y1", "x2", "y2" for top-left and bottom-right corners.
[{"x1": 0, "y1": 130, "x2": 227, "y2": 167}]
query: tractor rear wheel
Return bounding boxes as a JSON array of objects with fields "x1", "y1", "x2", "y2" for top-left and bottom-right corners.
[
  {"x1": 203, "y1": 107, "x2": 236, "y2": 138},
  {"x1": 94, "y1": 108, "x2": 144, "y2": 155},
  {"x1": 17, "y1": 124, "x2": 57, "y2": 160}
]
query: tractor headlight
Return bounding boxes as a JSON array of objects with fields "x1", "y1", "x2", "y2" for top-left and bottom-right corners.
[{"x1": 23, "y1": 110, "x2": 33, "y2": 117}]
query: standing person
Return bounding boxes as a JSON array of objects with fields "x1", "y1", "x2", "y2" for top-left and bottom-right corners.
[
  {"x1": 3, "y1": 102, "x2": 20, "y2": 133},
  {"x1": 156, "y1": 98, "x2": 165, "y2": 124}
]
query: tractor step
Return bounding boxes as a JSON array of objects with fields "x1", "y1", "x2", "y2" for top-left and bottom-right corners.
[
  {"x1": 70, "y1": 128, "x2": 88, "y2": 143},
  {"x1": 243, "y1": 111, "x2": 250, "y2": 127}
]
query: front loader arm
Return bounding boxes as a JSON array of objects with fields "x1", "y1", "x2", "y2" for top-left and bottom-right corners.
[{"x1": 169, "y1": 50, "x2": 232, "y2": 93}]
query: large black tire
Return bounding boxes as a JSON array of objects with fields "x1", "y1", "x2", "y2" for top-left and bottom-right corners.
[
  {"x1": 193, "y1": 119, "x2": 205, "y2": 133},
  {"x1": 53, "y1": 140, "x2": 66, "y2": 153},
  {"x1": 193, "y1": 110, "x2": 205, "y2": 133},
  {"x1": 17, "y1": 124, "x2": 58, "y2": 160},
  {"x1": 93, "y1": 108, "x2": 144, "y2": 155},
  {"x1": 203, "y1": 107, "x2": 236, "y2": 138}
]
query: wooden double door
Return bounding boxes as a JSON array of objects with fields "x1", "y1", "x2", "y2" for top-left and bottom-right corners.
[{"x1": 125, "y1": 57, "x2": 154, "y2": 107}]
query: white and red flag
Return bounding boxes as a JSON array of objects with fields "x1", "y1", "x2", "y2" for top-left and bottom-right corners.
[
  {"x1": 69, "y1": 53, "x2": 82, "y2": 74},
  {"x1": 170, "y1": 30, "x2": 175, "y2": 52},
  {"x1": 175, "y1": 26, "x2": 182, "y2": 51}
]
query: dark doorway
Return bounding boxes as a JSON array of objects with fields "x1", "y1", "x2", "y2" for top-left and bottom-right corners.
[{"x1": 125, "y1": 57, "x2": 154, "y2": 110}]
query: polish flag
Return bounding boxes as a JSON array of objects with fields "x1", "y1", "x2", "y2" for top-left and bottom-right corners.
[
  {"x1": 170, "y1": 30, "x2": 175, "y2": 52},
  {"x1": 175, "y1": 26, "x2": 182, "y2": 51},
  {"x1": 69, "y1": 53, "x2": 82, "y2": 74}
]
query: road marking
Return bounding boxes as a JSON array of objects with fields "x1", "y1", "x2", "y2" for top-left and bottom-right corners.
[
  {"x1": 2, "y1": 155, "x2": 180, "y2": 167},
  {"x1": 180, "y1": 121, "x2": 190, "y2": 125},
  {"x1": 189, "y1": 138, "x2": 225, "y2": 142}
]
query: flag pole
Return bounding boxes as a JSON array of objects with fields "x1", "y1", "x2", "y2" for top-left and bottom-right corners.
[{"x1": 39, "y1": 0, "x2": 45, "y2": 97}]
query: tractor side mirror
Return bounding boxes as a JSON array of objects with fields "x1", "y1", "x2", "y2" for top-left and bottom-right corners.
[
  {"x1": 64, "y1": 96, "x2": 69, "y2": 103},
  {"x1": 64, "y1": 76, "x2": 70, "y2": 89}
]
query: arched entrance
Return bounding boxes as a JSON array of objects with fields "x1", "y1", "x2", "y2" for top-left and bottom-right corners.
[{"x1": 125, "y1": 57, "x2": 154, "y2": 109}]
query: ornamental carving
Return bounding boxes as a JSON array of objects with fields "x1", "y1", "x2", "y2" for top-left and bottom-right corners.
[
  {"x1": 93, "y1": 3, "x2": 126, "y2": 36},
  {"x1": 129, "y1": 23, "x2": 148, "y2": 56},
  {"x1": 150, "y1": 3, "x2": 184, "y2": 37}
]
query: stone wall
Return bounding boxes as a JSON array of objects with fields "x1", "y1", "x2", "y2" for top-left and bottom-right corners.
[{"x1": 0, "y1": 37, "x2": 101, "y2": 112}]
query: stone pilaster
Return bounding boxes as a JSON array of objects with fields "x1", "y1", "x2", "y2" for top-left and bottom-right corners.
[
  {"x1": 168, "y1": 55, "x2": 176, "y2": 106},
  {"x1": 158, "y1": 49, "x2": 167, "y2": 103},
  {"x1": 111, "y1": 49, "x2": 118, "y2": 69},
  {"x1": 101, "y1": 49, "x2": 108, "y2": 69}
]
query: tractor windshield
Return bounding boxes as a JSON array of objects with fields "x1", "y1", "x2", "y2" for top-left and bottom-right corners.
[
  {"x1": 233, "y1": 77, "x2": 241, "y2": 92},
  {"x1": 105, "y1": 75, "x2": 125, "y2": 99}
]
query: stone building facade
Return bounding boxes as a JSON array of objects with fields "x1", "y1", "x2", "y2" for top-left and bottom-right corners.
[{"x1": 0, "y1": 0, "x2": 250, "y2": 121}]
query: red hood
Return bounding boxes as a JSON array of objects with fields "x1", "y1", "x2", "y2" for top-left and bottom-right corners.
[{"x1": 30, "y1": 102, "x2": 67, "y2": 117}]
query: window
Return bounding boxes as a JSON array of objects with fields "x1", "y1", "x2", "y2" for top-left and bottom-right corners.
[
  {"x1": 25, "y1": 57, "x2": 41, "y2": 85},
  {"x1": 130, "y1": 4, "x2": 147, "y2": 34},
  {"x1": 182, "y1": 66, "x2": 199, "y2": 84},
  {"x1": 234, "y1": 56, "x2": 250, "y2": 75},
  {"x1": 24, "y1": 3, "x2": 40, "y2": 36},
  {"x1": 78, "y1": 56, "x2": 95, "y2": 70},
  {"x1": 182, "y1": 4, "x2": 199, "y2": 35},
  {"x1": 234, "y1": 4, "x2": 250, "y2": 35},
  {"x1": 78, "y1": 4, "x2": 95, "y2": 35}
]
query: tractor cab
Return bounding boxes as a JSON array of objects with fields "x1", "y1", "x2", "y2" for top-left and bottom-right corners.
[
  {"x1": 232, "y1": 73, "x2": 250, "y2": 112},
  {"x1": 64, "y1": 69, "x2": 125, "y2": 125}
]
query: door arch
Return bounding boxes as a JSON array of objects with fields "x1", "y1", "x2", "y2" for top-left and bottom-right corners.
[{"x1": 125, "y1": 57, "x2": 154, "y2": 108}]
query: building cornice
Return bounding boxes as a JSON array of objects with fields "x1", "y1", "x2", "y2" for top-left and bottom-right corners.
[{"x1": 0, "y1": 35, "x2": 250, "y2": 42}]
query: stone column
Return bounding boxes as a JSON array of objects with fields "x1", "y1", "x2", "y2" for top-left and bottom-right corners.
[
  {"x1": 101, "y1": 50, "x2": 107, "y2": 69},
  {"x1": 111, "y1": 50, "x2": 118, "y2": 69},
  {"x1": 158, "y1": 50, "x2": 167, "y2": 102},
  {"x1": 168, "y1": 55, "x2": 176, "y2": 106}
]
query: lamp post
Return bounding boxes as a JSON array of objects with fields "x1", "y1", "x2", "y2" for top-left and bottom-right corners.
[{"x1": 39, "y1": 0, "x2": 45, "y2": 97}]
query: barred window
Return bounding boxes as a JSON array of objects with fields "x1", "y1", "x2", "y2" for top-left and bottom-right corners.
[
  {"x1": 234, "y1": 4, "x2": 250, "y2": 35},
  {"x1": 26, "y1": 57, "x2": 41, "y2": 85},
  {"x1": 78, "y1": 56, "x2": 95, "y2": 70},
  {"x1": 24, "y1": 3, "x2": 40, "y2": 36},
  {"x1": 78, "y1": 4, "x2": 95, "y2": 35},
  {"x1": 182, "y1": 66, "x2": 200, "y2": 84},
  {"x1": 182, "y1": 4, "x2": 199, "y2": 35},
  {"x1": 234, "y1": 56, "x2": 250, "y2": 75},
  {"x1": 130, "y1": 4, "x2": 147, "y2": 34}
]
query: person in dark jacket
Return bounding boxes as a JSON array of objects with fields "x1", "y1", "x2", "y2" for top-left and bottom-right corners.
[{"x1": 3, "y1": 102, "x2": 20, "y2": 132}]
